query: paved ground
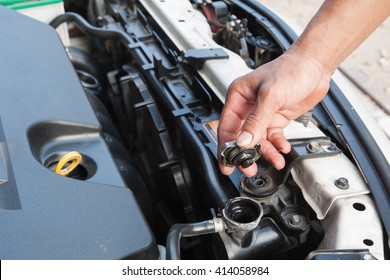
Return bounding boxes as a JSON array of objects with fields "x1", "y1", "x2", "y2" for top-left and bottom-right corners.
[{"x1": 259, "y1": 0, "x2": 390, "y2": 137}]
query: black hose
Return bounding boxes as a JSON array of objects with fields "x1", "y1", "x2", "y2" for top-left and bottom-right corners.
[
  {"x1": 177, "y1": 117, "x2": 230, "y2": 207},
  {"x1": 50, "y1": 12, "x2": 132, "y2": 44},
  {"x1": 166, "y1": 220, "x2": 217, "y2": 260},
  {"x1": 50, "y1": 13, "x2": 150, "y2": 66}
]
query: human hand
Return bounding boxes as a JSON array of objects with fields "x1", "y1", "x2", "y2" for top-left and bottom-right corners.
[{"x1": 217, "y1": 49, "x2": 331, "y2": 177}]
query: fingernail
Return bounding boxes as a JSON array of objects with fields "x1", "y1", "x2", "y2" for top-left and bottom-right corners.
[{"x1": 236, "y1": 131, "x2": 253, "y2": 146}]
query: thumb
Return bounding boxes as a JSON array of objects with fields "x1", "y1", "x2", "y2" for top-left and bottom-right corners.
[{"x1": 236, "y1": 99, "x2": 274, "y2": 148}]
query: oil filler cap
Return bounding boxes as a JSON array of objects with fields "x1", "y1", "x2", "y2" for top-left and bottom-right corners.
[
  {"x1": 54, "y1": 151, "x2": 82, "y2": 176},
  {"x1": 219, "y1": 141, "x2": 261, "y2": 168}
]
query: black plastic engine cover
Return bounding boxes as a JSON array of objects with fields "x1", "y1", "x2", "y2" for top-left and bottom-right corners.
[{"x1": 0, "y1": 6, "x2": 158, "y2": 259}]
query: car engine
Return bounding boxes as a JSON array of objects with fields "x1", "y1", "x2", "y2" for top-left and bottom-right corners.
[{"x1": 0, "y1": 0, "x2": 389, "y2": 260}]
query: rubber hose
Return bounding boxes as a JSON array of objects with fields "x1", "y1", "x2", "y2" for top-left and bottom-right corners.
[
  {"x1": 177, "y1": 117, "x2": 230, "y2": 207},
  {"x1": 166, "y1": 220, "x2": 216, "y2": 260},
  {"x1": 50, "y1": 12, "x2": 132, "y2": 43}
]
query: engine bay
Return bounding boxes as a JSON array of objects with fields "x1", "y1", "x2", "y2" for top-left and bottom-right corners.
[{"x1": 0, "y1": 0, "x2": 388, "y2": 259}]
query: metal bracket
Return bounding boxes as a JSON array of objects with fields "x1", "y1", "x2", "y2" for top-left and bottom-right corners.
[
  {"x1": 307, "y1": 249, "x2": 376, "y2": 260},
  {"x1": 289, "y1": 137, "x2": 371, "y2": 220},
  {"x1": 242, "y1": 137, "x2": 342, "y2": 197},
  {"x1": 280, "y1": 137, "x2": 342, "y2": 185}
]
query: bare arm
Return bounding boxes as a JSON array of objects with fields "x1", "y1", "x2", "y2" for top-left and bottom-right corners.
[
  {"x1": 294, "y1": 0, "x2": 390, "y2": 74},
  {"x1": 218, "y1": 0, "x2": 390, "y2": 177}
]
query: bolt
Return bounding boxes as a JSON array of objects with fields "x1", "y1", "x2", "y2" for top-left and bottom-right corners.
[
  {"x1": 335, "y1": 177, "x2": 349, "y2": 189},
  {"x1": 327, "y1": 144, "x2": 338, "y2": 152},
  {"x1": 287, "y1": 214, "x2": 308, "y2": 229},
  {"x1": 307, "y1": 141, "x2": 320, "y2": 153},
  {"x1": 288, "y1": 214, "x2": 305, "y2": 228},
  {"x1": 291, "y1": 215, "x2": 301, "y2": 224}
]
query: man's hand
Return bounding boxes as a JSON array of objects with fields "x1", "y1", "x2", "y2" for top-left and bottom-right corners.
[
  {"x1": 217, "y1": 0, "x2": 390, "y2": 177},
  {"x1": 217, "y1": 49, "x2": 330, "y2": 177}
]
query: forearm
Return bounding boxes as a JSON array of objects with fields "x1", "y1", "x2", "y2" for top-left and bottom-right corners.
[{"x1": 288, "y1": 0, "x2": 390, "y2": 76}]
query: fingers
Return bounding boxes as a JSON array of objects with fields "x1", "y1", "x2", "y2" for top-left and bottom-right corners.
[
  {"x1": 267, "y1": 128, "x2": 291, "y2": 155},
  {"x1": 218, "y1": 77, "x2": 289, "y2": 175},
  {"x1": 219, "y1": 118, "x2": 291, "y2": 175},
  {"x1": 236, "y1": 135, "x2": 289, "y2": 175},
  {"x1": 238, "y1": 162, "x2": 258, "y2": 177},
  {"x1": 236, "y1": 87, "x2": 278, "y2": 149},
  {"x1": 260, "y1": 140, "x2": 286, "y2": 170},
  {"x1": 217, "y1": 51, "x2": 332, "y2": 177},
  {"x1": 223, "y1": 137, "x2": 288, "y2": 177},
  {"x1": 218, "y1": 78, "x2": 257, "y2": 175},
  {"x1": 239, "y1": 129, "x2": 290, "y2": 174},
  {"x1": 218, "y1": 161, "x2": 235, "y2": 176},
  {"x1": 218, "y1": 79, "x2": 257, "y2": 146}
]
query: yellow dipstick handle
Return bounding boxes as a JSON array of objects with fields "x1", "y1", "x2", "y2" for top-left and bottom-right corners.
[{"x1": 54, "y1": 151, "x2": 82, "y2": 176}]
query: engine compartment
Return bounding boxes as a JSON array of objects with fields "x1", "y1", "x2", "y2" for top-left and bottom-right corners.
[{"x1": 0, "y1": 0, "x2": 388, "y2": 259}]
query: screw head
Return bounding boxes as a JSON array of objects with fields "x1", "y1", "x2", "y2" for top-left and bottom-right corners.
[
  {"x1": 288, "y1": 214, "x2": 306, "y2": 228},
  {"x1": 291, "y1": 215, "x2": 301, "y2": 224},
  {"x1": 307, "y1": 141, "x2": 320, "y2": 153},
  {"x1": 327, "y1": 144, "x2": 338, "y2": 152},
  {"x1": 335, "y1": 177, "x2": 349, "y2": 189}
]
